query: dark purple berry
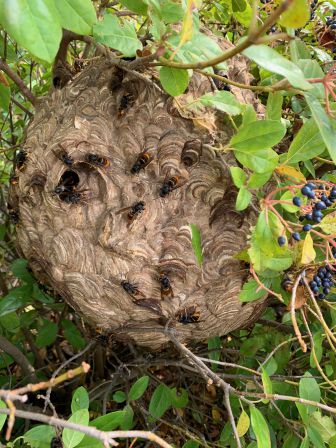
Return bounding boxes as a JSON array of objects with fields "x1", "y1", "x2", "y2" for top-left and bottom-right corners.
[
  {"x1": 278, "y1": 236, "x2": 286, "y2": 246},
  {"x1": 324, "y1": 288, "x2": 330, "y2": 295},
  {"x1": 301, "y1": 186, "x2": 312, "y2": 196},
  {"x1": 317, "y1": 293, "x2": 325, "y2": 300},
  {"x1": 303, "y1": 224, "x2": 312, "y2": 231},
  {"x1": 305, "y1": 213, "x2": 313, "y2": 221},
  {"x1": 292, "y1": 232, "x2": 301, "y2": 241},
  {"x1": 315, "y1": 201, "x2": 326, "y2": 210},
  {"x1": 312, "y1": 286, "x2": 319, "y2": 294},
  {"x1": 310, "y1": 281, "x2": 317, "y2": 288},
  {"x1": 293, "y1": 197, "x2": 301, "y2": 206},
  {"x1": 306, "y1": 183, "x2": 316, "y2": 190}
]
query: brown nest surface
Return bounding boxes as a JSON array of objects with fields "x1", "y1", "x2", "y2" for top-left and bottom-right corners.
[{"x1": 9, "y1": 51, "x2": 266, "y2": 348}]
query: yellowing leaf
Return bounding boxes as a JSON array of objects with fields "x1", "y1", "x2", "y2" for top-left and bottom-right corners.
[
  {"x1": 237, "y1": 410, "x2": 250, "y2": 437},
  {"x1": 320, "y1": 212, "x2": 336, "y2": 234},
  {"x1": 301, "y1": 233, "x2": 316, "y2": 265},
  {"x1": 178, "y1": 0, "x2": 195, "y2": 47},
  {"x1": 275, "y1": 165, "x2": 306, "y2": 183},
  {"x1": 278, "y1": 0, "x2": 310, "y2": 28}
]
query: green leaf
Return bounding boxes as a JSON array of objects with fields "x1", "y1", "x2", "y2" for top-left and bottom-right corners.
[
  {"x1": 199, "y1": 91, "x2": 243, "y2": 115},
  {"x1": 90, "y1": 411, "x2": 125, "y2": 430},
  {"x1": 32, "y1": 283, "x2": 54, "y2": 304},
  {"x1": 159, "y1": 67, "x2": 189, "y2": 97},
  {"x1": 230, "y1": 166, "x2": 247, "y2": 188},
  {"x1": 0, "y1": 400, "x2": 7, "y2": 431},
  {"x1": 298, "y1": 372, "x2": 321, "y2": 415},
  {"x1": 248, "y1": 210, "x2": 293, "y2": 272},
  {"x1": 113, "y1": 391, "x2": 126, "y2": 403},
  {"x1": 236, "y1": 187, "x2": 252, "y2": 211},
  {"x1": 161, "y1": 1, "x2": 184, "y2": 23},
  {"x1": 0, "y1": 0, "x2": 62, "y2": 63},
  {"x1": 239, "y1": 278, "x2": 269, "y2": 302},
  {"x1": 297, "y1": 60, "x2": 325, "y2": 98},
  {"x1": 247, "y1": 171, "x2": 272, "y2": 189},
  {"x1": 0, "y1": 84, "x2": 10, "y2": 112},
  {"x1": 170, "y1": 387, "x2": 189, "y2": 408},
  {"x1": 232, "y1": 0, "x2": 247, "y2": 13},
  {"x1": 279, "y1": 191, "x2": 300, "y2": 213},
  {"x1": 243, "y1": 45, "x2": 312, "y2": 90},
  {"x1": 299, "y1": 436, "x2": 309, "y2": 448},
  {"x1": 208, "y1": 336, "x2": 221, "y2": 371},
  {"x1": 54, "y1": 0, "x2": 96, "y2": 35},
  {"x1": 266, "y1": 92, "x2": 283, "y2": 122},
  {"x1": 286, "y1": 119, "x2": 325, "y2": 164},
  {"x1": 310, "y1": 332, "x2": 323, "y2": 369},
  {"x1": 261, "y1": 367, "x2": 273, "y2": 403},
  {"x1": 320, "y1": 212, "x2": 336, "y2": 234},
  {"x1": 235, "y1": 148, "x2": 278, "y2": 174},
  {"x1": 330, "y1": 434, "x2": 336, "y2": 448},
  {"x1": 250, "y1": 407, "x2": 271, "y2": 448},
  {"x1": 290, "y1": 39, "x2": 311, "y2": 63},
  {"x1": 189, "y1": 224, "x2": 203, "y2": 266},
  {"x1": 182, "y1": 441, "x2": 199, "y2": 448},
  {"x1": 63, "y1": 410, "x2": 89, "y2": 448},
  {"x1": 305, "y1": 93, "x2": 336, "y2": 165},
  {"x1": 120, "y1": 404, "x2": 134, "y2": 430},
  {"x1": 23, "y1": 425, "x2": 56, "y2": 448},
  {"x1": 278, "y1": 0, "x2": 310, "y2": 27},
  {"x1": 11, "y1": 259, "x2": 34, "y2": 283},
  {"x1": 307, "y1": 427, "x2": 326, "y2": 448},
  {"x1": 128, "y1": 375, "x2": 149, "y2": 401},
  {"x1": 242, "y1": 104, "x2": 257, "y2": 125},
  {"x1": 309, "y1": 411, "x2": 336, "y2": 443},
  {"x1": 36, "y1": 320, "x2": 58, "y2": 348},
  {"x1": 230, "y1": 120, "x2": 286, "y2": 152},
  {"x1": 93, "y1": 14, "x2": 142, "y2": 57},
  {"x1": 237, "y1": 409, "x2": 250, "y2": 437},
  {"x1": 149, "y1": 384, "x2": 172, "y2": 418},
  {"x1": 0, "y1": 285, "x2": 32, "y2": 316},
  {"x1": 120, "y1": 0, "x2": 148, "y2": 14},
  {"x1": 71, "y1": 387, "x2": 89, "y2": 413},
  {"x1": 62, "y1": 320, "x2": 85, "y2": 350}
]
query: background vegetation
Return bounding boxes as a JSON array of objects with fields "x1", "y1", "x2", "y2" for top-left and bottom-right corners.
[{"x1": 1, "y1": 0, "x2": 336, "y2": 447}]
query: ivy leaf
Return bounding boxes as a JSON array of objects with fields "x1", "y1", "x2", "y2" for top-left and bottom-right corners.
[
  {"x1": 189, "y1": 224, "x2": 203, "y2": 266},
  {"x1": 54, "y1": 0, "x2": 97, "y2": 35},
  {"x1": 305, "y1": 93, "x2": 336, "y2": 165},
  {"x1": 319, "y1": 212, "x2": 336, "y2": 234},
  {"x1": 243, "y1": 45, "x2": 312, "y2": 90},
  {"x1": 285, "y1": 118, "x2": 325, "y2": 164},
  {"x1": 159, "y1": 67, "x2": 189, "y2": 96},
  {"x1": 236, "y1": 187, "x2": 252, "y2": 211},
  {"x1": 199, "y1": 91, "x2": 243, "y2": 115},
  {"x1": 250, "y1": 407, "x2": 271, "y2": 448},
  {"x1": 93, "y1": 14, "x2": 142, "y2": 57},
  {"x1": 0, "y1": 0, "x2": 62, "y2": 63},
  {"x1": 0, "y1": 84, "x2": 10, "y2": 112},
  {"x1": 237, "y1": 409, "x2": 250, "y2": 437},
  {"x1": 230, "y1": 120, "x2": 286, "y2": 151},
  {"x1": 278, "y1": 0, "x2": 310, "y2": 28}
]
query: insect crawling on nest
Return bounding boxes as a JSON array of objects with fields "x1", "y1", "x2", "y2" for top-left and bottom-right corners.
[
  {"x1": 85, "y1": 153, "x2": 110, "y2": 168},
  {"x1": 159, "y1": 175, "x2": 186, "y2": 198},
  {"x1": 121, "y1": 280, "x2": 144, "y2": 299},
  {"x1": 9, "y1": 172, "x2": 19, "y2": 186},
  {"x1": 15, "y1": 150, "x2": 28, "y2": 171},
  {"x1": 175, "y1": 305, "x2": 201, "y2": 324},
  {"x1": 60, "y1": 191, "x2": 89, "y2": 205},
  {"x1": 52, "y1": 147, "x2": 74, "y2": 167},
  {"x1": 7, "y1": 204, "x2": 19, "y2": 224},
  {"x1": 116, "y1": 201, "x2": 145, "y2": 224},
  {"x1": 118, "y1": 92, "x2": 135, "y2": 117},
  {"x1": 159, "y1": 273, "x2": 173, "y2": 300},
  {"x1": 130, "y1": 151, "x2": 153, "y2": 174}
]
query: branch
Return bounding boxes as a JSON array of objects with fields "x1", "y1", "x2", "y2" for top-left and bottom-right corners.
[
  {"x1": 0, "y1": 408, "x2": 173, "y2": 448},
  {"x1": 290, "y1": 272, "x2": 307, "y2": 352},
  {"x1": 0, "y1": 335, "x2": 37, "y2": 382},
  {"x1": 150, "y1": 0, "x2": 294, "y2": 70},
  {"x1": 0, "y1": 58, "x2": 37, "y2": 106}
]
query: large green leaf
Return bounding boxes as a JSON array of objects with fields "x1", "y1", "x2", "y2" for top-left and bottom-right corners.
[
  {"x1": 62, "y1": 410, "x2": 89, "y2": 448},
  {"x1": 243, "y1": 45, "x2": 312, "y2": 90},
  {"x1": 250, "y1": 407, "x2": 271, "y2": 448},
  {"x1": 54, "y1": 0, "x2": 97, "y2": 35},
  {"x1": 199, "y1": 91, "x2": 243, "y2": 115},
  {"x1": 93, "y1": 14, "x2": 142, "y2": 57},
  {"x1": 278, "y1": 0, "x2": 310, "y2": 27},
  {"x1": 23, "y1": 425, "x2": 56, "y2": 448},
  {"x1": 0, "y1": 0, "x2": 62, "y2": 62},
  {"x1": 159, "y1": 67, "x2": 189, "y2": 96},
  {"x1": 285, "y1": 118, "x2": 325, "y2": 164},
  {"x1": 230, "y1": 120, "x2": 286, "y2": 152},
  {"x1": 297, "y1": 59, "x2": 325, "y2": 98},
  {"x1": 305, "y1": 93, "x2": 336, "y2": 165},
  {"x1": 298, "y1": 372, "x2": 321, "y2": 415},
  {"x1": 234, "y1": 148, "x2": 279, "y2": 174}
]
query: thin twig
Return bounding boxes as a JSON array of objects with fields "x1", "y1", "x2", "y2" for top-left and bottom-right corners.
[
  {"x1": 290, "y1": 272, "x2": 307, "y2": 352},
  {"x1": 0, "y1": 408, "x2": 173, "y2": 448},
  {"x1": 0, "y1": 58, "x2": 37, "y2": 106},
  {"x1": 0, "y1": 335, "x2": 37, "y2": 382}
]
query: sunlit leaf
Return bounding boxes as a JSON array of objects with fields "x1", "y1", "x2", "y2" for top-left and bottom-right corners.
[
  {"x1": 319, "y1": 212, "x2": 336, "y2": 234},
  {"x1": 237, "y1": 409, "x2": 250, "y2": 437},
  {"x1": 54, "y1": 0, "x2": 97, "y2": 35},
  {"x1": 301, "y1": 232, "x2": 316, "y2": 265},
  {"x1": 236, "y1": 187, "x2": 252, "y2": 211},
  {"x1": 266, "y1": 92, "x2": 283, "y2": 122},
  {"x1": 285, "y1": 118, "x2": 325, "y2": 164},
  {"x1": 275, "y1": 165, "x2": 306, "y2": 183},
  {"x1": 159, "y1": 67, "x2": 189, "y2": 96},
  {"x1": 230, "y1": 166, "x2": 247, "y2": 188},
  {"x1": 230, "y1": 120, "x2": 286, "y2": 151},
  {"x1": 278, "y1": 0, "x2": 310, "y2": 28},
  {"x1": 199, "y1": 91, "x2": 243, "y2": 115},
  {"x1": 62, "y1": 410, "x2": 89, "y2": 448}
]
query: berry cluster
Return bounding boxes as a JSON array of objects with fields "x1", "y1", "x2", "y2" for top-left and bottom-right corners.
[
  {"x1": 310, "y1": 0, "x2": 318, "y2": 19},
  {"x1": 309, "y1": 265, "x2": 335, "y2": 301},
  {"x1": 326, "y1": 11, "x2": 336, "y2": 30}
]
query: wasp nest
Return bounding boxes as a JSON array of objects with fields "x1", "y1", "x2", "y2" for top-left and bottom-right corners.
[{"x1": 9, "y1": 53, "x2": 267, "y2": 348}]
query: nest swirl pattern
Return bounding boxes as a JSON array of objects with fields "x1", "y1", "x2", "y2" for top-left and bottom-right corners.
[{"x1": 9, "y1": 59, "x2": 266, "y2": 348}]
